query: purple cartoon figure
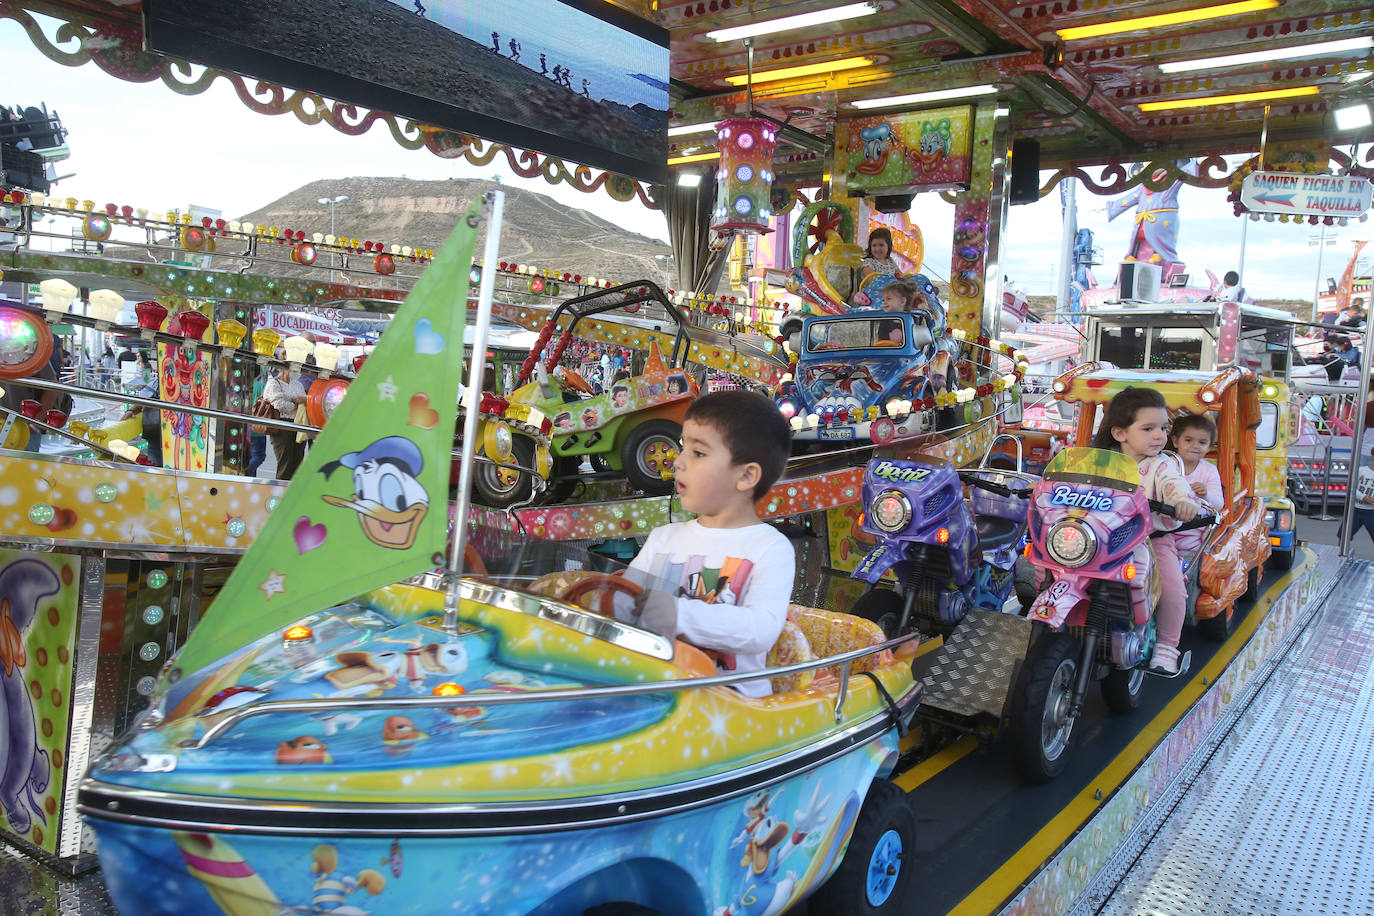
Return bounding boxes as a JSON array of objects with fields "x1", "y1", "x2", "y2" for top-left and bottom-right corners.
[{"x1": 0, "y1": 559, "x2": 58, "y2": 835}]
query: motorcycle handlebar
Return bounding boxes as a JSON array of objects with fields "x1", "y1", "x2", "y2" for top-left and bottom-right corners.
[
  {"x1": 1147, "y1": 499, "x2": 1216, "y2": 532},
  {"x1": 959, "y1": 472, "x2": 1034, "y2": 500}
]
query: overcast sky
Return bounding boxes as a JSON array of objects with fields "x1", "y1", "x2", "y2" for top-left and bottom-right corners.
[{"x1": 3, "y1": 18, "x2": 1369, "y2": 302}]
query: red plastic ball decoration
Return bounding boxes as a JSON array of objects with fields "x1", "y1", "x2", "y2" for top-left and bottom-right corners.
[
  {"x1": 374, "y1": 253, "x2": 397, "y2": 276},
  {"x1": 293, "y1": 242, "x2": 318, "y2": 266}
]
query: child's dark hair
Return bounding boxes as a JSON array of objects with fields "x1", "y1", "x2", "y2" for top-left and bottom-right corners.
[
  {"x1": 865, "y1": 227, "x2": 895, "y2": 260},
  {"x1": 1170, "y1": 412, "x2": 1216, "y2": 447},
  {"x1": 1091, "y1": 386, "x2": 1167, "y2": 451},
  {"x1": 685, "y1": 390, "x2": 791, "y2": 500}
]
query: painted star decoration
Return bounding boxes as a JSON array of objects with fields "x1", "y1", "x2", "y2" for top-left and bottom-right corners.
[
  {"x1": 377, "y1": 376, "x2": 399, "y2": 402},
  {"x1": 260, "y1": 570, "x2": 287, "y2": 600}
]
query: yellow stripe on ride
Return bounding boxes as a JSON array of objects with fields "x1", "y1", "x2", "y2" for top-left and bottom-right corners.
[{"x1": 948, "y1": 547, "x2": 1315, "y2": 915}]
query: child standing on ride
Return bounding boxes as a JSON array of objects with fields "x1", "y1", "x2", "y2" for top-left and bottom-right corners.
[
  {"x1": 626, "y1": 391, "x2": 795, "y2": 696},
  {"x1": 1093, "y1": 387, "x2": 1200, "y2": 675}
]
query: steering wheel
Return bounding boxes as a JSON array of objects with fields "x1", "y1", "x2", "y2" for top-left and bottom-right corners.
[
  {"x1": 872, "y1": 339, "x2": 901, "y2": 347},
  {"x1": 558, "y1": 571, "x2": 643, "y2": 616},
  {"x1": 559, "y1": 369, "x2": 596, "y2": 396}
]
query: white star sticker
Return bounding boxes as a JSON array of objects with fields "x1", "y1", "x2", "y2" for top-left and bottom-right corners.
[
  {"x1": 260, "y1": 570, "x2": 286, "y2": 600},
  {"x1": 376, "y1": 376, "x2": 399, "y2": 402}
]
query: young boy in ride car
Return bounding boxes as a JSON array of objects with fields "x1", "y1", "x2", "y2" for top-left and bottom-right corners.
[{"x1": 624, "y1": 391, "x2": 795, "y2": 697}]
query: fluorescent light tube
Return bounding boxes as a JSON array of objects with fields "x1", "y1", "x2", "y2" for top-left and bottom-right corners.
[
  {"x1": 1159, "y1": 36, "x2": 1374, "y2": 73},
  {"x1": 705, "y1": 3, "x2": 879, "y2": 42},
  {"x1": 668, "y1": 121, "x2": 720, "y2": 137},
  {"x1": 1057, "y1": 0, "x2": 1278, "y2": 41},
  {"x1": 850, "y1": 84, "x2": 998, "y2": 110}
]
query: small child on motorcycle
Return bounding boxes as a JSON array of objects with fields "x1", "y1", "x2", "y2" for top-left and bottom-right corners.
[
  {"x1": 1167, "y1": 413, "x2": 1223, "y2": 559},
  {"x1": 1092, "y1": 387, "x2": 1200, "y2": 675}
]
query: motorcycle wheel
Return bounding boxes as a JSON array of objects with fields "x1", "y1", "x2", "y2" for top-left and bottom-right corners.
[
  {"x1": 1008, "y1": 632, "x2": 1079, "y2": 784},
  {"x1": 1100, "y1": 667, "x2": 1145, "y2": 713},
  {"x1": 854, "y1": 588, "x2": 904, "y2": 639}
]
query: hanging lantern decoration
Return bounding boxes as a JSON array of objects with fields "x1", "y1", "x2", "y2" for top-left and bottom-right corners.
[
  {"x1": 180, "y1": 225, "x2": 211, "y2": 252},
  {"x1": 293, "y1": 242, "x2": 317, "y2": 265},
  {"x1": 710, "y1": 117, "x2": 777, "y2": 236},
  {"x1": 374, "y1": 252, "x2": 396, "y2": 275}
]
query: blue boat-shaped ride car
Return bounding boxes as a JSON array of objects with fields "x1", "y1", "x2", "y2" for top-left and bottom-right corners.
[{"x1": 79, "y1": 553, "x2": 919, "y2": 915}]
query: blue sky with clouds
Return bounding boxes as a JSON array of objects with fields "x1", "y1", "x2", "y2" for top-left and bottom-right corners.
[{"x1": 3, "y1": 18, "x2": 1369, "y2": 302}]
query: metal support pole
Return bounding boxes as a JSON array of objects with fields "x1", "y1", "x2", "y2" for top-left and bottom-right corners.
[
  {"x1": 445, "y1": 190, "x2": 505, "y2": 631},
  {"x1": 1315, "y1": 441, "x2": 1337, "y2": 521},
  {"x1": 1340, "y1": 339, "x2": 1372, "y2": 555}
]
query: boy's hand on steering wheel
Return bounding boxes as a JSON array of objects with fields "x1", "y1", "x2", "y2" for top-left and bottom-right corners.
[{"x1": 633, "y1": 589, "x2": 678, "y2": 639}]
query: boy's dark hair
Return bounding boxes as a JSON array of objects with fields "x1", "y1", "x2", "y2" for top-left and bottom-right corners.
[
  {"x1": 1091, "y1": 386, "x2": 1167, "y2": 451},
  {"x1": 1223, "y1": 270, "x2": 1240, "y2": 286},
  {"x1": 685, "y1": 390, "x2": 791, "y2": 500},
  {"x1": 1170, "y1": 411, "x2": 1217, "y2": 446}
]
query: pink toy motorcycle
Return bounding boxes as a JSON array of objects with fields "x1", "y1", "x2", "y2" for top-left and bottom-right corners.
[{"x1": 1010, "y1": 446, "x2": 1211, "y2": 782}]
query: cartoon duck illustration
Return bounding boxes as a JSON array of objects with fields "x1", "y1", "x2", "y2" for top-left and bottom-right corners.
[
  {"x1": 381, "y1": 714, "x2": 428, "y2": 744},
  {"x1": 322, "y1": 436, "x2": 430, "y2": 550},
  {"x1": 309, "y1": 843, "x2": 386, "y2": 915},
  {"x1": 399, "y1": 641, "x2": 468, "y2": 690},
  {"x1": 856, "y1": 123, "x2": 892, "y2": 175},
  {"x1": 173, "y1": 831, "x2": 284, "y2": 916},
  {"x1": 275, "y1": 736, "x2": 332, "y2": 765},
  {"x1": 719, "y1": 784, "x2": 835, "y2": 916}
]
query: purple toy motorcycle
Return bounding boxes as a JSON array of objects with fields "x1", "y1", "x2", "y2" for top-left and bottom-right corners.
[{"x1": 852, "y1": 437, "x2": 1038, "y2": 638}]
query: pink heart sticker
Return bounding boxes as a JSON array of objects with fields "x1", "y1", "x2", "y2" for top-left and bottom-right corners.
[{"x1": 293, "y1": 516, "x2": 327, "y2": 554}]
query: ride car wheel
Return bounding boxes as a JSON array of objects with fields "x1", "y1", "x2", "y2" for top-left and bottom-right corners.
[
  {"x1": 809, "y1": 779, "x2": 916, "y2": 914},
  {"x1": 543, "y1": 456, "x2": 582, "y2": 504},
  {"x1": 854, "y1": 587, "x2": 904, "y2": 638},
  {"x1": 1199, "y1": 606, "x2": 1231, "y2": 641},
  {"x1": 1243, "y1": 565, "x2": 1261, "y2": 603},
  {"x1": 1008, "y1": 633, "x2": 1078, "y2": 784},
  {"x1": 471, "y1": 437, "x2": 535, "y2": 508},
  {"x1": 1268, "y1": 546, "x2": 1294, "y2": 570},
  {"x1": 590, "y1": 454, "x2": 613, "y2": 473},
  {"x1": 1100, "y1": 666, "x2": 1145, "y2": 713},
  {"x1": 622, "y1": 419, "x2": 681, "y2": 496}
]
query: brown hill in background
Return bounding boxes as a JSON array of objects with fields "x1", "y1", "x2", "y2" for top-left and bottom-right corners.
[{"x1": 237, "y1": 176, "x2": 673, "y2": 284}]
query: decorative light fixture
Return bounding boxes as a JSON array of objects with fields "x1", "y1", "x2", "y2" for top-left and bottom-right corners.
[
  {"x1": 313, "y1": 342, "x2": 341, "y2": 372},
  {"x1": 667, "y1": 121, "x2": 720, "y2": 137},
  {"x1": 1057, "y1": 0, "x2": 1277, "y2": 40},
  {"x1": 216, "y1": 319, "x2": 248, "y2": 349},
  {"x1": 677, "y1": 172, "x2": 704, "y2": 188},
  {"x1": 39, "y1": 278, "x2": 78, "y2": 316},
  {"x1": 850, "y1": 84, "x2": 998, "y2": 110},
  {"x1": 668, "y1": 151, "x2": 722, "y2": 165},
  {"x1": 1138, "y1": 85, "x2": 1319, "y2": 110},
  {"x1": 282, "y1": 335, "x2": 314, "y2": 365},
  {"x1": 724, "y1": 56, "x2": 873, "y2": 86},
  {"x1": 1159, "y1": 36, "x2": 1374, "y2": 73},
  {"x1": 710, "y1": 118, "x2": 778, "y2": 235},
  {"x1": 1334, "y1": 101, "x2": 1373, "y2": 131},
  {"x1": 252, "y1": 328, "x2": 282, "y2": 357},
  {"x1": 705, "y1": 2, "x2": 879, "y2": 42},
  {"x1": 88, "y1": 289, "x2": 124, "y2": 325}
]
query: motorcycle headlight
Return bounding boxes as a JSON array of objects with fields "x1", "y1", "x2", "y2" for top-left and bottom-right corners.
[
  {"x1": 1046, "y1": 520, "x2": 1096, "y2": 568},
  {"x1": 871, "y1": 489, "x2": 912, "y2": 533}
]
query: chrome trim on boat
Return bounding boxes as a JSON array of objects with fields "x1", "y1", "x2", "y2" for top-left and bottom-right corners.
[
  {"x1": 78, "y1": 692, "x2": 917, "y2": 837},
  {"x1": 181, "y1": 624, "x2": 918, "y2": 751}
]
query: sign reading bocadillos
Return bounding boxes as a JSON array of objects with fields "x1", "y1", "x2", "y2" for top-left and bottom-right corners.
[{"x1": 1240, "y1": 171, "x2": 1373, "y2": 218}]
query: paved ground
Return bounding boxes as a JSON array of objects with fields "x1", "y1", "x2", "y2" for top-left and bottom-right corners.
[{"x1": 1295, "y1": 511, "x2": 1374, "y2": 562}]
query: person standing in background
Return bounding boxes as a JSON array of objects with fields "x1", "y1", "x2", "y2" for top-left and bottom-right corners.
[{"x1": 264, "y1": 366, "x2": 308, "y2": 479}]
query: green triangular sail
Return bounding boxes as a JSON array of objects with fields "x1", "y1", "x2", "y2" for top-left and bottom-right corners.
[{"x1": 173, "y1": 202, "x2": 483, "y2": 676}]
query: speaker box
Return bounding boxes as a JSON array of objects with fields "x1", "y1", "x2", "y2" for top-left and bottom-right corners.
[
  {"x1": 873, "y1": 193, "x2": 915, "y2": 214},
  {"x1": 1119, "y1": 261, "x2": 1162, "y2": 302},
  {"x1": 1009, "y1": 139, "x2": 1040, "y2": 205}
]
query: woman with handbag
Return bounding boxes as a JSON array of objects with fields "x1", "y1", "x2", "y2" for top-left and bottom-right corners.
[{"x1": 263, "y1": 367, "x2": 308, "y2": 479}]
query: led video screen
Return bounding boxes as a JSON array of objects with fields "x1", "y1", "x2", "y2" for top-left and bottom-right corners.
[{"x1": 144, "y1": 0, "x2": 670, "y2": 183}]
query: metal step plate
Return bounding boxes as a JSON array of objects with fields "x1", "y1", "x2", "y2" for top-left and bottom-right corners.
[{"x1": 920, "y1": 609, "x2": 1034, "y2": 719}]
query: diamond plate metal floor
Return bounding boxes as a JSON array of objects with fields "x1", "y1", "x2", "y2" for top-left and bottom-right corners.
[{"x1": 1094, "y1": 560, "x2": 1374, "y2": 916}]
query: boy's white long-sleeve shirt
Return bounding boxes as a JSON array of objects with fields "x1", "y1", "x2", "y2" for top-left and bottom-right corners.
[{"x1": 626, "y1": 520, "x2": 795, "y2": 697}]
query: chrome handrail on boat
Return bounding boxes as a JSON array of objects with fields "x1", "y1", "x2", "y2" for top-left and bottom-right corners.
[{"x1": 179, "y1": 628, "x2": 919, "y2": 751}]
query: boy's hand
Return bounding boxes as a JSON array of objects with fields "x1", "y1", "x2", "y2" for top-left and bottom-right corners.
[
  {"x1": 1173, "y1": 500, "x2": 1200, "y2": 523},
  {"x1": 633, "y1": 589, "x2": 678, "y2": 639}
]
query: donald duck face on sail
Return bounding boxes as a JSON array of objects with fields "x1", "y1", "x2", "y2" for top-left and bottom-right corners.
[{"x1": 321, "y1": 436, "x2": 430, "y2": 550}]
